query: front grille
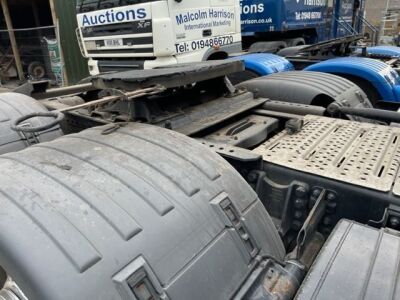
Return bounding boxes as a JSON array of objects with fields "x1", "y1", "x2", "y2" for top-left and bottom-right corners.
[
  {"x1": 98, "y1": 59, "x2": 146, "y2": 72},
  {"x1": 82, "y1": 19, "x2": 154, "y2": 56},
  {"x1": 82, "y1": 20, "x2": 152, "y2": 37},
  {"x1": 88, "y1": 48, "x2": 153, "y2": 54},
  {"x1": 93, "y1": 36, "x2": 153, "y2": 47}
]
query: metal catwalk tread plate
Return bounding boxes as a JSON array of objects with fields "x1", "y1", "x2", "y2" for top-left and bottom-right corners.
[{"x1": 253, "y1": 115, "x2": 400, "y2": 193}]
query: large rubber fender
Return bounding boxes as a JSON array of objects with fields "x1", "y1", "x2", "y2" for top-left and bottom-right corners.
[
  {"x1": 355, "y1": 45, "x2": 400, "y2": 58},
  {"x1": 0, "y1": 123, "x2": 284, "y2": 300},
  {"x1": 238, "y1": 71, "x2": 372, "y2": 113},
  {"x1": 0, "y1": 93, "x2": 63, "y2": 154},
  {"x1": 304, "y1": 57, "x2": 400, "y2": 102},
  {"x1": 228, "y1": 53, "x2": 294, "y2": 84},
  {"x1": 231, "y1": 53, "x2": 294, "y2": 76}
]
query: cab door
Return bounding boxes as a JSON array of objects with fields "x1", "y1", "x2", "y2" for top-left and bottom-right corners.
[
  {"x1": 168, "y1": 0, "x2": 212, "y2": 44},
  {"x1": 333, "y1": 0, "x2": 355, "y2": 38}
]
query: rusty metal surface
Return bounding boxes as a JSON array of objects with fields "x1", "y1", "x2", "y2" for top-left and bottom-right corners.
[
  {"x1": 296, "y1": 189, "x2": 327, "y2": 259},
  {"x1": 253, "y1": 115, "x2": 400, "y2": 193}
]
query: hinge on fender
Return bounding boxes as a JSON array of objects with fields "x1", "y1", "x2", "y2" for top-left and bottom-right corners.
[
  {"x1": 127, "y1": 268, "x2": 161, "y2": 300},
  {"x1": 218, "y1": 196, "x2": 259, "y2": 258},
  {"x1": 113, "y1": 256, "x2": 166, "y2": 300}
]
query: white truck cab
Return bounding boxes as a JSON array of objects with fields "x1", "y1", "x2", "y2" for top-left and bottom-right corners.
[{"x1": 76, "y1": 0, "x2": 242, "y2": 75}]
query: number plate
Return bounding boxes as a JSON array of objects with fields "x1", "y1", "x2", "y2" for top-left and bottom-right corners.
[{"x1": 104, "y1": 39, "x2": 123, "y2": 47}]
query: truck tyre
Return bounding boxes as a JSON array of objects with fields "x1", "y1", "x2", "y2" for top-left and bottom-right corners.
[
  {"x1": 284, "y1": 38, "x2": 306, "y2": 47},
  {"x1": 277, "y1": 45, "x2": 308, "y2": 57},
  {"x1": 27, "y1": 61, "x2": 46, "y2": 80},
  {"x1": 248, "y1": 41, "x2": 287, "y2": 53},
  {"x1": 0, "y1": 92, "x2": 63, "y2": 154},
  {"x1": 0, "y1": 123, "x2": 284, "y2": 300}
]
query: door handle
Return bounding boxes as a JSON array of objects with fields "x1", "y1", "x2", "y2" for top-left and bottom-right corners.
[{"x1": 203, "y1": 29, "x2": 212, "y2": 37}]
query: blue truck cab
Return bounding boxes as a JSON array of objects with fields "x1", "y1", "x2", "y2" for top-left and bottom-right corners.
[
  {"x1": 240, "y1": 0, "x2": 365, "y2": 50},
  {"x1": 333, "y1": 0, "x2": 364, "y2": 38},
  {"x1": 305, "y1": 57, "x2": 400, "y2": 104},
  {"x1": 240, "y1": 0, "x2": 327, "y2": 38}
]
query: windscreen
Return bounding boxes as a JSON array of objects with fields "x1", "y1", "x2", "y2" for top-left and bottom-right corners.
[{"x1": 76, "y1": 0, "x2": 154, "y2": 13}]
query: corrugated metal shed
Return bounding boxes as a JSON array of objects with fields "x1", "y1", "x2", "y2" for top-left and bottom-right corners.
[{"x1": 53, "y1": 0, "x2": 88, "y2": 84}]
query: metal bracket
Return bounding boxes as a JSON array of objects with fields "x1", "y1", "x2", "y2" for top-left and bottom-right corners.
[
  {"x1": 255, "y1": 177, "x2": 310, "y2": 237},
  {"x1": 296, "y1": 189, "x2": 327, "y2": 259},
  {"x1": 198, "y1": 139, "x2": 263, "y2": 166},
  {"x1": 98, "y1": 88, "x2": 128, "y2": 101},
  {"x1": 18, "y1": 123, "x2": 40, "y2": 146},
  {"x1": 211, "y1": 193, "x2": 259, "y2": 259},
  {"x1": 224, "y1": 75, "x2": 237, "y2": 96},
  {"x1": 368, "y1": 204, "x2": 400, "y2": 231}
]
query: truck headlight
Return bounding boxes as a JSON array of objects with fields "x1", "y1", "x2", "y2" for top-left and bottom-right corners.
[{"x1": 85, "y1": 41, "x2": 97, "y2": 51}]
